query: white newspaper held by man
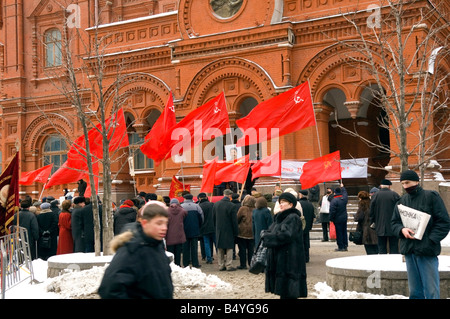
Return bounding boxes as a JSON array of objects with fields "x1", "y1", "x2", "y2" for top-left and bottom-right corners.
[{"x1": 397, "y1": 204, "x2": 431, "y2": 240}]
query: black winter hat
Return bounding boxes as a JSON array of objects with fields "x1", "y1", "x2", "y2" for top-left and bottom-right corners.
[
  {"x1": 380, "y1": 179, "x2": 392, "y2": 185},
  {"x1": 278, "y1": 192, "x2": 297, "y2": 206},
  {"x1": 183, "y1": 193, "x2": 193, "y2": 200},
  {"x1": 73, "y1": 196, "x2": 85, "y2": 205},
  {"x1": 400, "y1": 170, "x2": 419, "y2": 182}
]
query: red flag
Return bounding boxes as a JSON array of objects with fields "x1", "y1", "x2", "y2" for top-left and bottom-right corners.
[
  {"x1": 251, "y1": 150, "x2": 281, "y2": 180},
  {"x1": 200, "y1": 158, "x2": 218, "y2": 194},
  {"x1": 169, "y1": 175, "x2": 190, "y2": 198},
  {"x1": 164, "y1": 92, "x2": 230, "y2": 160},
  {"x1": 67, "y1": 108, "x2": 129, "y2": 162},
  {"x1": 140, "y1": 93, "x2": 177, "y2": 166},
  {"x1": 45, "y1": 160, "x2": 87, "y2": 189},
  {"x1": 106, "y1": 108, "x2": 129, "y2": 153},
  {"x1": 50, "y1": 108, "x2": 129, "y2": 191},
  {"x1": 0, "y1": 152, "x2": 19, "y2": 234},
  {"x1": 19, "y1": 164, "x2": 53, "y2": 185},
  {"x1": 300, "y1": 151, "x2": 342, "y2": 189},
  {"x1": 236, "y1": 81, "x2": 315, "y2": 146},
  {"x1": 214, "y1": 156, "x2": 251, "y2": 185}
]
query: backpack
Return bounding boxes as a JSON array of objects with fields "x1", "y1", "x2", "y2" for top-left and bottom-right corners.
[{"x1": 39, "y1": 230, "x2": 51, "y2": 249}]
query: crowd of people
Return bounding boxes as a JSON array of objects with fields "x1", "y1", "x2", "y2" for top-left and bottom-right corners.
[{"x1": 11, "y1": 170, "x2": 450, "y2": 299}]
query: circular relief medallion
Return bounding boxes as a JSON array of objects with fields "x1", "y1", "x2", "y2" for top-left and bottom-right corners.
[{"x1": 210, "y1": 0, "x2": 244, "y2": 19}]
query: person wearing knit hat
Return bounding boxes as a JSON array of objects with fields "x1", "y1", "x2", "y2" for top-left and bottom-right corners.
[
  {"x1": 40, "y1": 202, "x2": 51, "y2": 210},
  {"x1": 36, "y1": 201, "x2": 59, "y2": 260},
  {"x1": 166, "y1": 197, "x2": 187, "y2": 266},
  {"x1": 391, "y1": 169, "x2": 450, "y2": 299},
  {"x1": 114, "y1": 199, "x2": 137, "y2": 235},
  {"x1": 400, "y1": 169, "x2": 420, "y2": 182},
  {"x1": 180, "y1": 192, "x2": 204, "y2": 268},
  {"x1": 369, "y1": 187, "x2": 379, "y2": 196},
  {"x1": 263, "y1": 186, "x2": 307, "y2": 298},
  {"x1": 122, "y1": 199, "x2": 135, "y2": 207}
]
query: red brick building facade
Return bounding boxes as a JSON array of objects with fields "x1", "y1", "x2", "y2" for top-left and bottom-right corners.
[{"x1": 0, "y1": 0, "x2": 448, "y2": 201}]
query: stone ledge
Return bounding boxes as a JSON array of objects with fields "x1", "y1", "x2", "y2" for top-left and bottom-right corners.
[
  {"x1": 326, "y1": 254, "x2": 450, "y2": 298},
  {"x1": 47, "y1": 253, "x2": 113, "y2": 278}
]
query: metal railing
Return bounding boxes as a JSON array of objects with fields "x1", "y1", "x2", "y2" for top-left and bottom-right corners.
[{"x1": 1, "y1": 226, "x2": 35, "y2": 299}]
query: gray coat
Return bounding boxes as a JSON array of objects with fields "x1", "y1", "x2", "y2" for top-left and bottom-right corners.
[{"x1": 213, "y1": 197, "x2": 238, "y2": 249}]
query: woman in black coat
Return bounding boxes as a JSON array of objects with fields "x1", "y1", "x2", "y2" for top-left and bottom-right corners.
[{"x1": 262, "y1": 192, "x2": 307, "y2": 299}]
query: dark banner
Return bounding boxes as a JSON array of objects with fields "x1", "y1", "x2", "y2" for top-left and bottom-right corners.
[{"x1": 0, "y1": 152, "x2": 19, "y2": 234}]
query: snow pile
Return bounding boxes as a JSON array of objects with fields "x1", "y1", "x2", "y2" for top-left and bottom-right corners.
[
  {"x1": 5, "y1": 258, "x2": 232, "y2": 299},
  {"x1": 42, "y1": 261, "x2": 232, "y2": 298},
  {"x1": 170, "y1": 263, "x2": 232, "y2": 293},
  {"x1": 312, "y1": 282, "x2": 407, "y2": 299},
  {"x1": 46, "y1": 265, "x2": 106, "y2": 299}
]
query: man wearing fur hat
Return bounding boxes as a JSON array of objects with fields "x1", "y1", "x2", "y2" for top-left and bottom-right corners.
[
  {"x1": 391, "y1": 170, "x2": 450, "y2": 299},
  {"x1": 369, "y1": 179, "x2": 400, "y2": 254}
]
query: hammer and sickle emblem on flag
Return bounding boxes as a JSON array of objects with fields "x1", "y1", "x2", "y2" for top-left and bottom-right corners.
[
  {"x1": 324, "y1": 161, "x2": 332, "y2": 170},
  {"x1": 294, "y1": 89, "x2": 304, "y2": 104},
  {"x1": 169, "y1": 105, "x2": 175, "y2": 113},
  {"x1": 234, "y1": 159, "x2": 244, "y2": 166},
  {"x1": 214, "y1": 101, "x2": 221, "y2": 113}
]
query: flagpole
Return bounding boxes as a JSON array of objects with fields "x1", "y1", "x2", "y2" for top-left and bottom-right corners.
[
  {"x1": 38, "y1": 183, "x2": 47, "y2": 201},
  {"x1": 307, "y1": 80, "x2": 322, "y2": 157},
  {"x1": 239, "y1": 180, "x2": 246, "y2": 201},
  {"x1": 180, "y1": 161, "x2": 185, "y2": 190}
]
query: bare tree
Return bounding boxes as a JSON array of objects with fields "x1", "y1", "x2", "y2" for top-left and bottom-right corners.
[
  {"x1": 36, "y1": 3, "x2": 135, "y2": 255},
  {"x1": 329, "y1": 0, "x2": 449, "y2": 181}
]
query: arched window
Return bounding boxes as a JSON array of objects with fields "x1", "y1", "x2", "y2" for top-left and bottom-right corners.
[
  {"x1": 44, "y1": 29, "x2": 62, "y2": 67},
  {"x1": 43, "y1": 135, "x2": 67, "y2": 174},
  {"x1": 127, "y1": 111, "x2": 160, "y2": 171}
]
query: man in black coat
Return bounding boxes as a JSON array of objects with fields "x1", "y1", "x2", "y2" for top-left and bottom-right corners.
[
  {"x1": 391, "y1": 170, "x2": 450, "y2": 299},
  {"x1": 98, "y1": 203, "x2": 173, "y2": 299},
  {"x1": 198, "y1": 193, "x2": 215, "y2": 264},
  {"x1": 369, "y1": 179, "x2": 400, "y2": 253},
  {"x1": 299, "y1": 190, "x2": 315, "y2": 262},
  {"x1": 213, "y1": 189, "x2": 238, "y2": 271},
  {"x1": 329, "y1": 184, "x2": 348, "y2": 251},
  {"x1": 13, "y1": 196, "x2": 39, "y2": 260},
  {"x1": 81, "y1": 198, "x2": 95, "y2": 253}
]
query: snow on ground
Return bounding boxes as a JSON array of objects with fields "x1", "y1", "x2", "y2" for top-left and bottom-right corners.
[
  {"x1": 4, "y1": 234, "x2": 449, "y2": 299},
  {"x1": 312, "y1": 282, "x2": 407, "y2": 299},
  {"x1": 3, "y1": 258, "x2": 408, "y2": 299},
  {"x1": 4, "y1": 258, "x2": 232, "y2": 299}
]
